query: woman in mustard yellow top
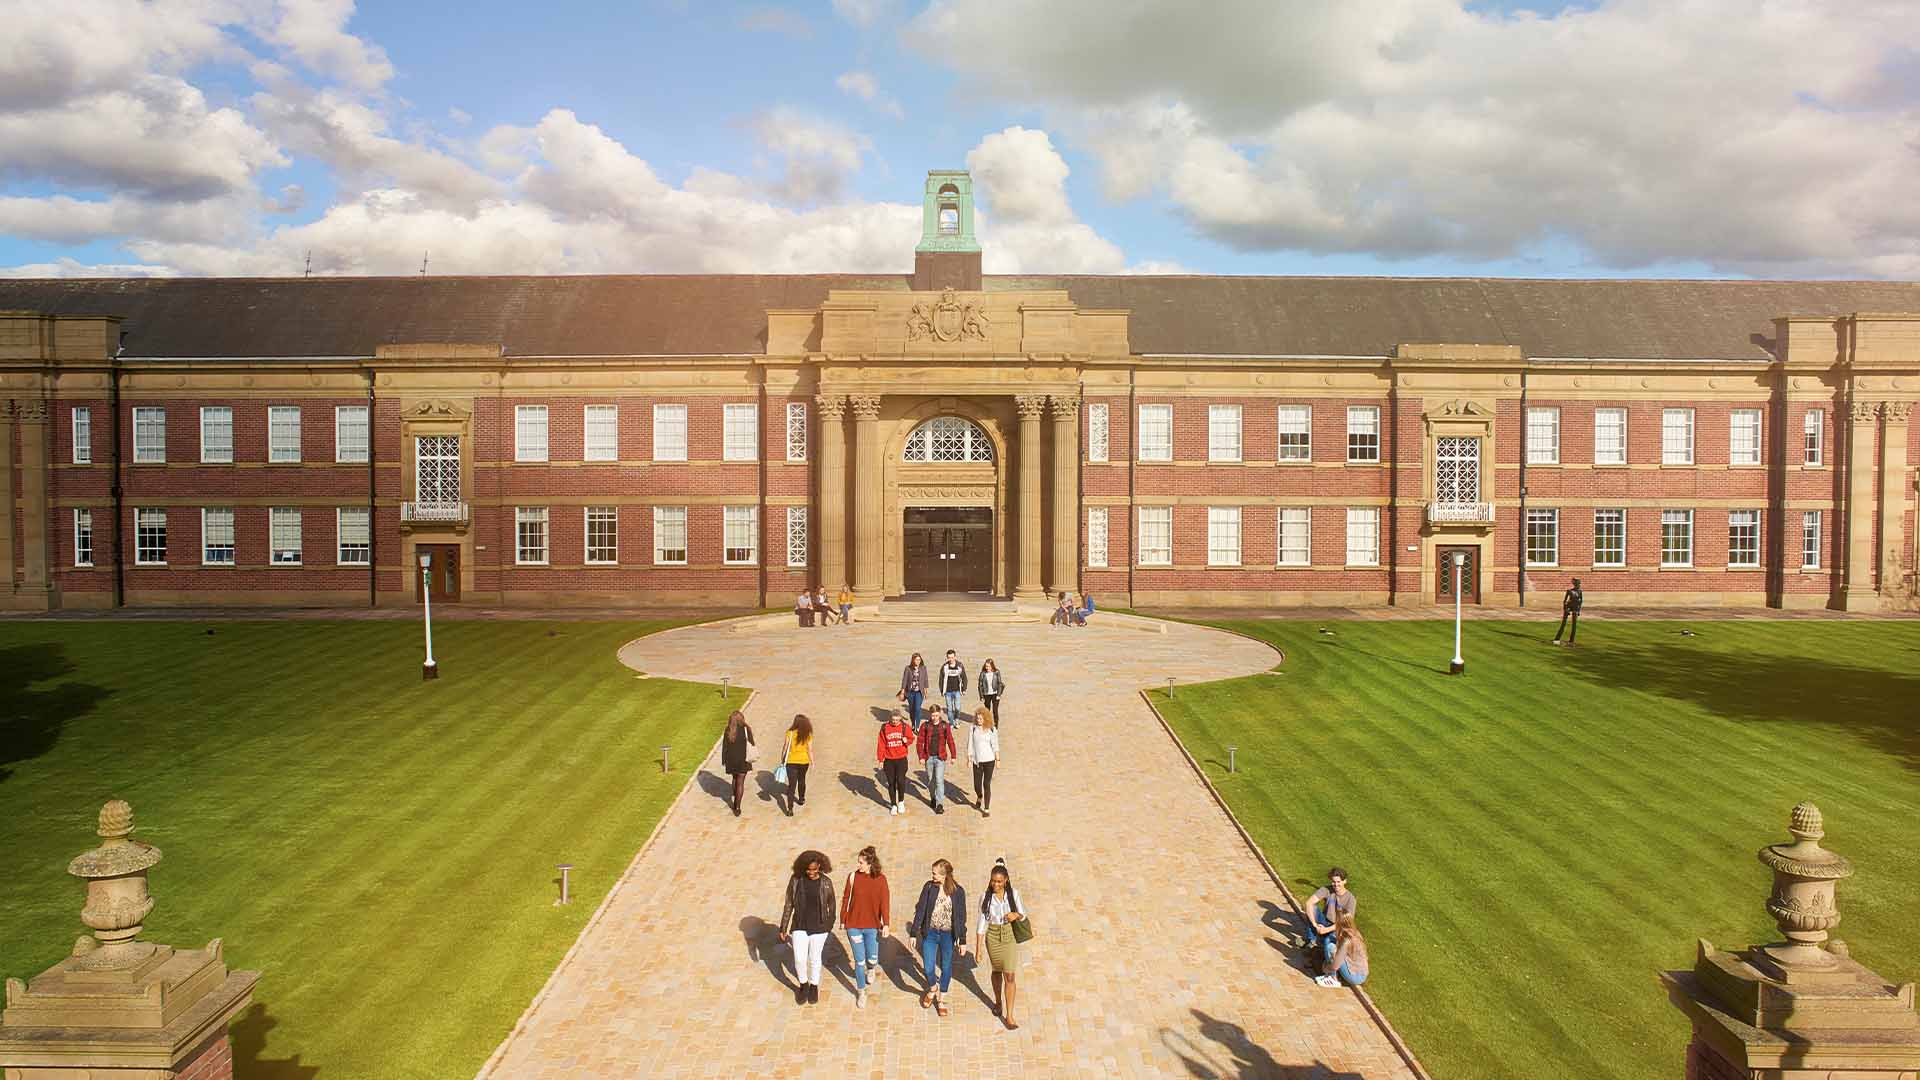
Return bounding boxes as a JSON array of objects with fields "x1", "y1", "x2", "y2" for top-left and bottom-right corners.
[{"x1": 782, "y1": 714, "x2": 814, "y2": 816}]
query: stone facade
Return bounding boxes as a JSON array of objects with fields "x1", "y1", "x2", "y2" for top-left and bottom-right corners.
[{"x1": 2, "y1": 176, "x2": 1918, "y2": 613}]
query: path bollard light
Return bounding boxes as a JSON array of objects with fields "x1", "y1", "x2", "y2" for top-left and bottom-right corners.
[
  {"x1": 1229, "y1": 746, "x2": 1238, "y2": 774},
  {"x1": 1448, "y1": 550, "x2": 1468, "y2": 676},
  {"x1": 1165, "y1": 676, "x2": 1175, "y2": 698},
  {"x1": 556, "y1": 864, "x2": 574, "y2": 906},
  {"x1": 419, "y1": 552, "x2": 438, "y2": 681},
  {"x1": 661, "y1": 745, "x2": 672, "y2": 773},
  {"x1": 720, "y1": 675, "x2": 730, "y2": 698}
]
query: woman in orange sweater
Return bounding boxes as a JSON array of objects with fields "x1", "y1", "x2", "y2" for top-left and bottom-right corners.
[{"x1": 840, "y1": 845, "x2": 890, "y2": 1008}]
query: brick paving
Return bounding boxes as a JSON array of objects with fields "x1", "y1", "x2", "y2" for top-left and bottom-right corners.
[{"x1": 479, "y1": 615, "x2": 1420, "y2": 1080}]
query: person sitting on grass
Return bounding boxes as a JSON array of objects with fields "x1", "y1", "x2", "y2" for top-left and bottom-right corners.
[
  {"x1": 1303, "y1": 867, "x2": 1356, "y2": 965},
  {"x1": 1315, "y1": 912, "x2": 1369, "y2": 988}
]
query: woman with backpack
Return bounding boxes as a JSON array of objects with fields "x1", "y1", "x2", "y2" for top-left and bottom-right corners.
[
  {"x1": 906, "y1": 858, "x2": 967, "y2": 1017},
  {"x1": 720, "y1": 710, "x2": 754, "y2": 817},
  {"x1": 777, "y1": 849, "x2": 836, "y2": 1005},
  {"x1": 978, "y1": 858, "x2": 1029, "y2": 1029},
  {"x1": 781, "y1": 714, "x2": 814, "y2": 816},
  {"x1": 876, "y1": 710, "x2": 914, "y2": 815}
]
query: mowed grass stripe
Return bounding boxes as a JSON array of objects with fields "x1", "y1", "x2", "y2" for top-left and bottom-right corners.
[{"x1": 1157, "y1": 618, "x2": 1920, "y2": 1080}]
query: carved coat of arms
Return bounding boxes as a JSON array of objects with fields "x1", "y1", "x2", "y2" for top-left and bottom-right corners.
[{"x1": 907, "y1": 288, "x2": 989, "y2": 344}]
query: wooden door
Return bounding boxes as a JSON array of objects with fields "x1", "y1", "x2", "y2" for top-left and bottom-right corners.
[
  {"x1": 1436, "y1": 545, "x2": 1478, "y2": 604},
  {"x1": 417, "y1": 544, "x2": 460, "y2": 603}
]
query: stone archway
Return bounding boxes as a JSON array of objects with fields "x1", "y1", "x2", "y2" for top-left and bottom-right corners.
[{"x1": 881, "y1": 397, "x2": 1011, "y2": 597}]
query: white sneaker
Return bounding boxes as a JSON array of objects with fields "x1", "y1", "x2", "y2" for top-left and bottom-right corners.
[{"x1": 1315, "y1": 974, "x2": 1340, "y2": 988}]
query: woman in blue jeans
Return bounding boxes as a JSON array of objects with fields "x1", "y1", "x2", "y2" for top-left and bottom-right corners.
[
  {"x1": 907, "y1": 858, "x2": 967, "y2": 1016},
  {"x1": 840, "y1": 846, "x2": 890, "y2": 1008},
  {"x1": 899, "y1": 652, "x2": 929, "y2": 729}
]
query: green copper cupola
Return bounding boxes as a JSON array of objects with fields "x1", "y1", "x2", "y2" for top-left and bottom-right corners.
[{"x1": 916, "y1": 171, "x2": 979, "y2": 254}]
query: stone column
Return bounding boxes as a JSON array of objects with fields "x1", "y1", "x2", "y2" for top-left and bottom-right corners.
[
  {"x1": 17, "y1": 396, "x2": 52, "y2": 598},
  {"x1": 1880, "y1": 401, "x2": 1911, "y2": 602},
  {"x1": 1049, "y1": 394, "x2": 1080, "y2": 593},
  {"x1": 0, "y1": 401, "x2": 16, "y2": 594},
  {"x1": 850, "y1": 394, "x2": 883, "y2": 599},
  {"x1": 815, "y1": 394, "x2": 848, "y2": 591},
  {"x1": 1662, "y1": 802, "x2": 1920, "y2": 1080},
  {"x1": 1015, "y1": 394, "x2": 1047, "y2": 599},
  {"x1": 1841, "y1": 398, "x2": 1882, "y2": 610}
]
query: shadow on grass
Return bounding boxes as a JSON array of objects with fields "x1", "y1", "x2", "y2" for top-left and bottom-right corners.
[
  {"x1": 1160, "y1": 1009, "x2": 1365, "y2": 1078},
  {"x1": 1555, "y1": 639, "x2": 1920, "y2": 775},
  {"x1": 0, "y1": 643, "x2": 111, "y2": 784},
  {"x1": 231, "y1": 1002, "x2": 320, "y2": 1080}
]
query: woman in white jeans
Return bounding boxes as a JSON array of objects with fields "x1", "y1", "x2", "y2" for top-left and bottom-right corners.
[{"x1": 778, "y1": 849, "x2": 837, "y2": 1006}]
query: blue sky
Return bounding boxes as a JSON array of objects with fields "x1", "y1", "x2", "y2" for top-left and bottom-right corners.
[{"x1": 2, "y1": 1, "x2": 1916, "y2": 279}]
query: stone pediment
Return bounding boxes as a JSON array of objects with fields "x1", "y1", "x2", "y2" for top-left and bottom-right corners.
[{"x1": 771, "y1": 288, "x2": 1130, "y2": 359}]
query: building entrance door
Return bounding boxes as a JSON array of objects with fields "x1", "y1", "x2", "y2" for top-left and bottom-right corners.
[
  {"x1": 902, "y1": 507, "x2": 992, "y2": 594},
  {"x1": 417, "y1": 544, "x2": 461, "y2": 604},
  {"x1": 1436, "y1": 545, "x2": 1479, "y2": 604}
]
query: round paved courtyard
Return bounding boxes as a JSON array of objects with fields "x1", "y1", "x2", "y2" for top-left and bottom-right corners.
[{"x1": 481, "y1": 614, "x2": 1418, "y2": 1079}]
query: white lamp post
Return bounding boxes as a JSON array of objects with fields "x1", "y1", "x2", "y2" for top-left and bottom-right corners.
[
  {"x1": 1448, "y1": 550, "x2": 1467, "y2": 675},
  {"x1": 419, "y1": 551, "x2": 438, "y2": 681}
]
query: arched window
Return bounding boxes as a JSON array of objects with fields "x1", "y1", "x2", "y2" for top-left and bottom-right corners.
[
  {"x1": 903, "y1": 416, "x2": 994, "y2": 462},
  {"x1": 938, "y1": 204, "x2": 959, "y2": 234}
]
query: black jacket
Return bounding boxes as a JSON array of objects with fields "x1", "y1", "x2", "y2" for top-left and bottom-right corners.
[
  {"x1": 721, "y1": 725, "x2": 754, "y2": 774},
  {"x1": 907, "y1": 879, "x2": 968, "y2": 945},
  {"x1": 938, "y1": 661, "x2": 968, "y2": 694},
  {"x1": 1563, "y1": 587, "x2": 1583, "y2": 614},
  {"x1": 780, "y1": 874, "x2": 836, "y2": 935},
  {"x1": 977, "y1": 667, "x2": 1006, "y2": 699}
]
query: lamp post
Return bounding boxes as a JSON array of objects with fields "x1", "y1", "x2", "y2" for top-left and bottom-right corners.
[
  {"x1": 419, "y1": 552, "x2": 438, "y2": 681},
  {"x1": 1448, "y1": 550, "x2": 1467, "y2": 675}
]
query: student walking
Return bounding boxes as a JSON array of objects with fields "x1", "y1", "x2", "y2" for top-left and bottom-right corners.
[
  {"x1": 794, "y1": 589, "x2": 813, "y2": 627},
  {"x1": 814, "y1": 586, "x2": 837, "y2": 626},
  {"x1": 1553, "y1": 578, "x2": 1584, "y2": 646},
  {"x1": 876, "y1": 710, "x2": 914, "y2": 815},
  {"x1": 976, "y1": 659, "x2": 1006, "y2": 727},
  {"x1": 1316, "y1": 912, "x2": 1370, "y2": 988},
  {"x1": 907, "y1": 859, "x2": 967, "y2": 1017},
  {"x1": 778, "y1": 849, "x2": 836, "y2": 1005},
  {"x1": 720, "y1": 710, "x2": 755, "y2": 817},
  {"x1": 1304, "y1": 867, "x2": 1357, "y2": 964},
  {"x1": 937, "y1": 649, "x2": 968, "y2": 720},
  {"x1": 917, "y1": 704, "x2": 958, "y2": 814},
  {"x1": 967, "y1": 705, "x2": 999, "y2": 817},
  {"x1": 899, "y1": 652, "x2": 930, "y2": 729},
  {"x1": 841, "y1": 846, "x2": 891, "y2": 1008},
  {"x1": 837, "y1": 585, "x2": 854, "y2": 626},
  {"x1": 781, "y1": 715, "x2": 814, "y2": 816},
  {"x1": 978, "y1": 858, "x2": 1029, "y2": 1029}
]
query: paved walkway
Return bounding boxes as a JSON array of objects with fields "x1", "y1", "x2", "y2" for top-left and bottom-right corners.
[{"x1": 480, "y1": 615, "x2": 1418, "y2": 1079}]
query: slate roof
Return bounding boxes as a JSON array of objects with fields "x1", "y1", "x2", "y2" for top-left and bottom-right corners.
[{"x1": 3, "y1": 274, "x2": 1917, "y2": 361}]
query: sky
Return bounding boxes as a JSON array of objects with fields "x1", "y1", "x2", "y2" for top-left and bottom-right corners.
[{"x1": 2, "y1": 0, "x2": 1918, "y2": 280}]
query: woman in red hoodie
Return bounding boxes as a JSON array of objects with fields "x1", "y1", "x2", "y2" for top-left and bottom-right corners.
[
  {"x1": 876, "y1": 710, "x2": 914, "y2": 816},
  {"x1": 840, "y1": 845, "x2": 890, "y2": 1008}
]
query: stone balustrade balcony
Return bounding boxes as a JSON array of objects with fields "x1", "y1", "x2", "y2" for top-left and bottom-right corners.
[
  {"x1": 1427, "y1": 501, "x2": 1495, "y2": 525},
  {"x1": 401, "y1": 501, "x2": 470, "y2": 525}
]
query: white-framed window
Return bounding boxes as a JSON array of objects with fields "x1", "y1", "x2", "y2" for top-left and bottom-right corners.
[
  {"x1": 1207, "y1": 506, "x2": 1242, "y2": 565},
  {"x1": 1137, "y1": 506, "x2": 1172, "y2": 566},
  {"x1": 652, "y1": 404, "x2": 688, "y2": 461},
  {"x1": 585, "y1": 506, "x2": 619, "y2": 564},
  {"x1": 270, "y1": 507, "x2": 302, "y2": 565},
  {"x1": 337, "y1": 507, "x2": 370, "y2": 565},
  {"x1": 1660, "y1": 509, "x2": 1693, "y2": 567},
  {"x1": 583, "y1": 405, "x2": 619, "y2": 462},
  {"x1": 723, "y1": 505, "x2": 758, "y2": 565},
  {"x1": 1525, "y1": 508, "x2": 1559, "y2": 566},
  {"x1": 415, "y1": 435, "x2": 460, "y2": 503},
  {"x1": 785, "y1": 506, "x2": 807, "y2": 568},
  {"x1": 1804, "y1": 409, "x2": 1824, "y2": 466},
  {"x1": 1137, "y1": 404, "x2": 1172, "y2": 462},
  {"x1": 1802, "y1": 510, "x2": 1822, "y2": 569},
  {"x1": 514, "y1": 405, "x2": 549, "y2": 462},
  {"x1": 1728, "y1": 509, "x2": 1760, "y2": 567},
  {"x1": 201, "y1": 507, "x2": 236, "y2": 565},
  {"x1": 134, "y1": 407, "x2": 166, "y2": 463},
  {"x1": 903, "y1": 416, "x2": 996, "y2": 462},
  {"x1": 1526, "y1": 407, "x2": 1560, "y2": 464},
  {"x1": 199, "y1": 406, "x2": 231, "y2": 463},
  {"x1": 723, "y1": 403, "x2": 758, "y2": 462},
  {"x1": 134, "y1": 508, "x2": 166, "y2": 565},
  {"x1": 1276, "y1": 404, "x2": 1311, "y2": 462},
  {"x1": 72, "y1": 407, "x2": 91, "y2": 464},
  {"x1": 335, "y1": 405, "x2": 369, "y2": 463},
  {"x1": 268, "y1": 406, "x2": 302, "y2": 463},
  {"x1": 73, "y1": 508, "x2": 94, "y2": 566},
  {"x1": 1346, "y1": 406, "x2": 1380, "y2": 463},
  {"x1": 1086, "y1": 506, "x2": 1109, "y2": 568},
  {"x1": 1277, "y1": 507, "x2": 1310, "y2": 566},
  {"x1": 785, "y1": 402, "x2": 807, "y2": 463},
  {"x1": 1345, "y1": 507, "x2": 1380, "y2": 566},
  {"x1": 1593, "y1": 509, "x2": 1626, "y2": 567},
  {"x1": 1729, "y1": 409, "x2": 1762, "y2": 466},
  {"x1": 652, "y1": 506, "x2": 688, "y2": 565},
  {"x1": 1662, "y1": 408, "x2": 1695, "y2": 465},
  {"x1": 1086, "y1": 403, "x2": 1109, "y2": 463},
  {"x1": 1593, "y1": 407, "x2": 1627, "y2": 465},
  {"x1": 515, "y1": 506, "x2": 549, "y2": 565},
  {"x1": 1208, "y1": 405, "x2": 1243, "y2": 463}
]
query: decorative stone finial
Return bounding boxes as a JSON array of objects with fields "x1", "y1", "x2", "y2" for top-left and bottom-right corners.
[
  {"x1": 1756, "y1": 800, "x2": 1853, "y2": 971},
  {"x1": 65, "y1": 800, "x2": 163, "y2": 971}
]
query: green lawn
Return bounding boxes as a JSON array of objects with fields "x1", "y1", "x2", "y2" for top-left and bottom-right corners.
[
  {"x1": 1152, "y1": 618, "x2": 1920, "y2": 1080},
  {"x1": 0, "y1": 620, "x2": 734, "y2": 1080}
]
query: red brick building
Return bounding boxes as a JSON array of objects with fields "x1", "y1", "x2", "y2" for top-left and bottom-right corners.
[{"x1": 2, "y1": 173, "x2": 1917, "y2": 612}]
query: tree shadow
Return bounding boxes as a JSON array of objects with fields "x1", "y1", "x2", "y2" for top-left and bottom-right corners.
[
  {"x1": 836, "y1": 770, "x2": 887, "y2": 808},
  {"x1": 1555, "y1": 637, "x2": 1920, "y2": 775},
  {"x1": 1160, "y1": 1009, "x2": 1365, "y2": 1078},
  {"x1": 0, "y1": 643, "x2": 111, "y2": 784},
  {"x1": 230, "y1": 1002, "x2": 321, "y2": 1080}
]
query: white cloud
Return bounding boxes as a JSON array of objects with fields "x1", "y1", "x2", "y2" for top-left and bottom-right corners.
[
  {"x1": 910, "y1": 0, "x2": 1920, "y2": 277},
  {"x1": 745, "y1": 107, "x2": 872, "y2": 204},
  {"x1": 254, "y1": 0, "x2": 393, "y2": 91},
  {"x1": 0, "y1": 257, "x2": 181, "y2": 279},
  {"x1": 835, "y1": 71, "x2": 905, "y2": 119},
  {"x1": 250, "y1": 82, "x2": 501, "y2": 205},
  {"x1": 967, "y1": 126, "x2": 1127, "y2": 273}
]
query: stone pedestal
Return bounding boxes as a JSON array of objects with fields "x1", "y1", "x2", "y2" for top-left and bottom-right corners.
[
  {"x1": 1662, "y1": 803, "x2": 1920, "y2": 1079},
  {"x1": 0, "y1": 802, "x2": 259, "y2": 1079}
]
